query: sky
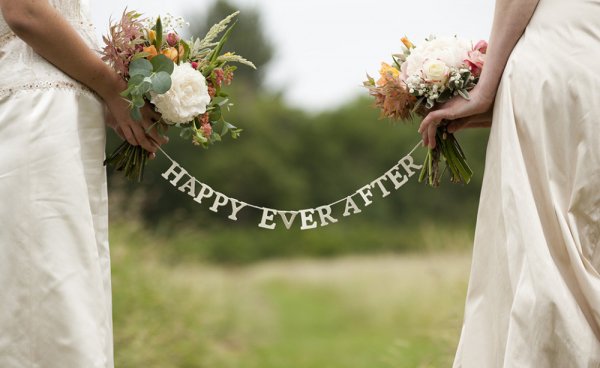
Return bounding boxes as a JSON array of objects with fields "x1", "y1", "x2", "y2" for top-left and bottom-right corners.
[{"x1": 90, "y1": 0, "x2": 496, "y2": 111}]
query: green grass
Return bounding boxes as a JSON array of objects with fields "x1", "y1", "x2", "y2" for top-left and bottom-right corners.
[{"x1": 110, "y1": 224, "x2": 472, "y2": 367}]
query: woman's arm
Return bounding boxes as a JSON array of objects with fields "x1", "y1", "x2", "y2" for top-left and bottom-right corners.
[
  {"x1": 418, "y1": 0, "x2": 541, "y2": 149},
  {"x1": 0, "y1": 0, "x2": 166, "y2": 153}
]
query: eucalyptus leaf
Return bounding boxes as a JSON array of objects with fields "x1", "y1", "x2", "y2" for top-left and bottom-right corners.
[
  {"x1": 150, "y1": 54, "x2": 174, "y2": 74},
  {"x1": 129, "y1": 58, "x2": 153, "y2": 77},
  {"x1": 151, "y1": 71, "x2": 172, "y2": 94},
  {"x1": 138, "y1": 81, "x2": 152, "y2": 94},
  {"x1": 130, "y1": 107, "x2": 142, "y2": 121},
  {"x1": 120, "y1": 85, "x2": 134, "y2": 97},
  {"x1": 131, "y1": 52, "x2": 151, "y2": 61},
  {"x1": 128, "y1": 74, "x2": 145, "y2": 86},
  {"x1": 133, "y1": 95, "x2": 145, "y2": 109}
]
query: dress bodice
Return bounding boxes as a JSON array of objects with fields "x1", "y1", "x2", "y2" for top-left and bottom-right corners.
[{"x1": 0, "y1": 0, "x2": 99, "y2": 98}]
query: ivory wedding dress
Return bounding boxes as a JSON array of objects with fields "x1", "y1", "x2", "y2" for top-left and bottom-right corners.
[
  {"x1": 0, "y1": 1, "x2": 114, "y2": 367},
  {"x1": 454, "y1": 0, "x2": 600, "y2": 366}
]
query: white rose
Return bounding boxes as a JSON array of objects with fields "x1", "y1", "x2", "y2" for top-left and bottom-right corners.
[
  {"x1": 150, "y1": 62, "x2": 211, "y2": 124},
  {"x1": 404, "y1": 36, "x2": 471, "y2": 79},
  {"x1": 422, "y1": 59, "x2": 449, "y2": 84}
]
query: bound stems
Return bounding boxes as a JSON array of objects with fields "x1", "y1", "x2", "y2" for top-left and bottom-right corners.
[{"x1": 418, "y1": 127, "x2": 472, "y2": 188}]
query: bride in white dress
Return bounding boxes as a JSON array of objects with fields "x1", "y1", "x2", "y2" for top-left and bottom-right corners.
[
  {"x1": 420, "y1": 0, "x2": 600, "y2": 366},
  {"x1": 0, "y1": 1, "x2": 166, "y2": 366}
]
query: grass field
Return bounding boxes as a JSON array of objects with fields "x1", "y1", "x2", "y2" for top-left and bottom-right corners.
[{"x1": 110, "y1": 225, "x2": 472, "y2": 368}]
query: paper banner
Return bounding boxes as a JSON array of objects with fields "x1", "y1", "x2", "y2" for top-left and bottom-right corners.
[{"x1": 158, "y1": 141, "x2": 423, "y2": 231}]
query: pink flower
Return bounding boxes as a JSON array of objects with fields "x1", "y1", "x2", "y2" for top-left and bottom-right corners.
[
  {"x1": 199, "y1": 113, "x2": 210, "y2": 125},
  {"x1": 473, "y1": 40, "x2": 488, "y2": 53},
  {"x1": 213, "y1": 68, "x2": 225, "y2": 87},
  {"x1": 191, "y1": 61, "x2": 199, "y2": 69},
  {"x1": 166, "y1": 33, "x2": 180, "y2": 47},
  {"x1": 201, "y1": 123, "x2": 212, "y2": 138},
  {"x1": 465, "y1": 40, "x2": 488, "y2": 77},
  {"x1": 208, "y1": 86, "x2": 216, "y2": 98}
]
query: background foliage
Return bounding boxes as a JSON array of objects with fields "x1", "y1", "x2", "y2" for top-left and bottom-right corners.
[{"x1": 107, "y1": 0, "x2": 490, "y2": 264}]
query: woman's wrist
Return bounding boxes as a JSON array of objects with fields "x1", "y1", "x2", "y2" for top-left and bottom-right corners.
[{"x1": 91, "y1": 64, "x2": 126, "y2": 103}]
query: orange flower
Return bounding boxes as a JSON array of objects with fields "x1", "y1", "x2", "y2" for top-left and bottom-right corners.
[
  {"x1": 377, "y1": 62, "x2": 400, "y2": 87},
  {"x1": 401, "y1": 36, "x2": 414, "y2": 49},
  {"x1": 161, "y1": 47, "x2": 179, "y2": 62},
  {"x1": 147, "y1": 30, "x2": 156, "y2": 43},
  {"x1": 143, "y1": 45, "x2": 158, "y2": 60}
]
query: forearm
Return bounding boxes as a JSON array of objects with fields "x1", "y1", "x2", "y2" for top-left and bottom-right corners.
[
  {"x1": 0, "y1": 0, "x2": 122, "y2": 100},
  {"x1": 478, "y1": 0, "x2": 540, "y2": 102}
]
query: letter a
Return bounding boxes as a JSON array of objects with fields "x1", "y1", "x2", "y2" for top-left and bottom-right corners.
[{"x1": 343, "y1": 196, "x2": 362, "y2": 217}]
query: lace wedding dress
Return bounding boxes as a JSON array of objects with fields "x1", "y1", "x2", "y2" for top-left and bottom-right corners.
[
  {"x1": 453, "y1": 0, "x2": 600, "y2": 366},
  {"x1": 0, "y1": 1, "x2": 113, "y2": 367}
]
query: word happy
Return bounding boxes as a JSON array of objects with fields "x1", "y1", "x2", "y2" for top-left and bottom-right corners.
[{"x1": 160, "y1": 144, "x2": 422, "y2": 231}]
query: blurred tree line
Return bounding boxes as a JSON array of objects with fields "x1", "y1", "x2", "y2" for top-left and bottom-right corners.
[{"x1": 107, "y1": 0, "x2": 491, "y2": 263}]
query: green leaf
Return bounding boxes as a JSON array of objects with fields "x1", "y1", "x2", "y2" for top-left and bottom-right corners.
[
  {"x1": 155, "y1": 16, "x2": 163, "y2": 49},
  {"x1": 128, "y1": 74, "x2": 145, "y2": 86},
  {"x1": 180, "y1": 127, "x2": 193, "y2": 140},
  {"x1": 230, "y1": 128, "x2": 242, "y2": 139},
  {"x1": 131, "y1": 52, "x2": 151, "y2": 61},
  {"x1": 130, "y1": 107, "x2": 142, "y2": 121},
  {"x1": 209, "y1": 105, "x2": 222, "y2": 121},
  {"x1": 217, "y1": 98, "x2": 230, "y2": 107},
  {"x1": 151, "y1": 71, "x2": 172, "y2": 94},
  {"x1": 138, "y1": 80, "x2": 152, "y2": 94},
  {"x1": 132, "y1": 95, "x2": 145, "y2": 109},
  {"x1": 129, "y1": 58, "x2": 153, "y2": 77},
  {"x1": 120, "y1": 84, "x2": 134, "y2": 97},
  {"x1": 180, "y1": 39, "x2": 191, "y2": 61},
  {"x1": 150, "y1": 54, "x2": 175, "y2": 74}
]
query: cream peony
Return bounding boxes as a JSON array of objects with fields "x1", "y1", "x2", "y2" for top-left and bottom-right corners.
[
  {"x1": 402, "y1": 36, "x2": 471, "y2": 80},
  {"x1": 151, "y1": 62, "x2": 211, "y2": 124}
]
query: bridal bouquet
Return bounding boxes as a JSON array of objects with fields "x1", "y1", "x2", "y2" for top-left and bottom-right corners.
[
  {"x1": 102, "y1": 10, "x2": 255, "y2": 181},
  {"x1": 364, "y1": 36, "x2": 488, "y2": 187}
]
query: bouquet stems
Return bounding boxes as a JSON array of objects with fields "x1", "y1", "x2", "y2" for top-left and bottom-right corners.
[
  {"x1": 419, "y1": 127, "x2": 472, "y2": 187},
  {"x1": 104, "y1": 141, "x2": 149, "y2": 182}
]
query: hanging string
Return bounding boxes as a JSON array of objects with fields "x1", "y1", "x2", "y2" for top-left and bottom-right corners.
[{"x1": 157, "y1": 140, "x2": 425, "y2": 230}]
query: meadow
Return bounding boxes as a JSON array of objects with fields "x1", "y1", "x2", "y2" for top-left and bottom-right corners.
[{"x1": 110, "y1": 224, "x2": 473, "y2": 368}]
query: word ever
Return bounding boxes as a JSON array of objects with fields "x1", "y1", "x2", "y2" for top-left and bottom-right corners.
[{"x1": 160, "y1": 143, "x2": 423, "y2": 231}]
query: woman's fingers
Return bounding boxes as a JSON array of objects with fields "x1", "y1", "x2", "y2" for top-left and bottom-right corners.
[
  {"x1": 141, "y1": 119, "x2": 169, "y2": 146},
  {"x1": 141, "y1": 105, "x2": 169, "y2": 146},
  {"x1": 419, "y1": 110, "x2": 445, "y2": 149},
  {"x1": 114, "y1": 126, "x2": 126, "y2": 140},
  {"x1": 129, "y1": 123, "x2": 157, "y2": 153},
  {"x1": 121, "y1": 126, "x2": 139, "y2": 147}
]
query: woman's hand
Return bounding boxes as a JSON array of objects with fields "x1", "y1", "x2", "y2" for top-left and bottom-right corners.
[
  {"x1": 445, "y1": 108, "x2": 493, "y2": 134},
  {"x1": 101, "y1": 75, "x2": 168, "y2": 156},
  {"x1": 104, "y1": 102, "x2": 168, "y2": 159},
  {"x1": 418, "y1": 87, "x2": 495, "y2": 149}
]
